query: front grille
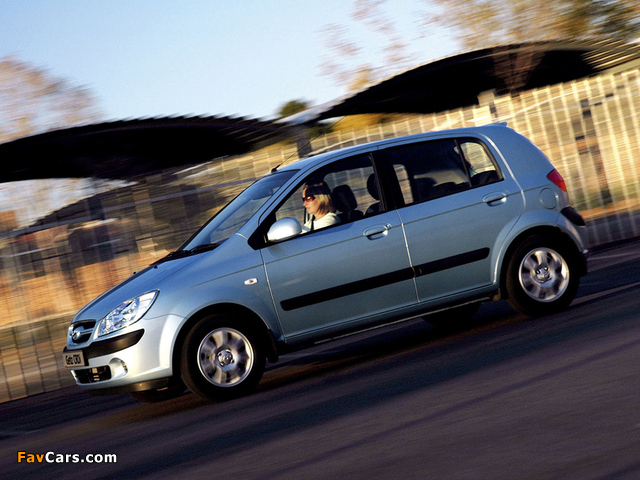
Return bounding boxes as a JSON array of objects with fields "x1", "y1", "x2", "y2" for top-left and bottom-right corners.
[
  {"x1": 74, "y1": 366, "x2": 111, "y2": 384},
  {"x1": 68, "y1": 320, "x2": 96, "y2": 344}
]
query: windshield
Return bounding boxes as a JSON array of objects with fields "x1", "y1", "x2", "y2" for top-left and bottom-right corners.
[{"x1": 180, "y1": 170, "x2": 295, "y2": 251}]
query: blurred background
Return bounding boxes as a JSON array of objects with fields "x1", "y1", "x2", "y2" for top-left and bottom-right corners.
[{"x1": 1, "y1": 0, "x2": 640, "y2": 403}]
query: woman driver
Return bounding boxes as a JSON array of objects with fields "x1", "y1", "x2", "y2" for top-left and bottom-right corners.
[{"x1": 302, "y1": 182, "x2": 340, "y2": 231}]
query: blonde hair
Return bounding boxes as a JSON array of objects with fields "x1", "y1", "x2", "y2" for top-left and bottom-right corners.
[{"x1": 303, "y1": 182, "x2": 335, "y2": 217}]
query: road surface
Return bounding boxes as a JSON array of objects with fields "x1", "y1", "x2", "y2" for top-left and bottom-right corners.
[{"x1": 1, "y1": 241, "x2": 640, "y2": 480}]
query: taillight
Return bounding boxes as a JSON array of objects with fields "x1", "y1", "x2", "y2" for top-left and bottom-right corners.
[{"x1": 547, "y1": 169, "x2": 567, "y2": 192}]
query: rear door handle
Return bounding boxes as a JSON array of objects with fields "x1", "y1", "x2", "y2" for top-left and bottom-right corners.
[
  {"x1": 363, "y1": 224, "x2": 391, "y2": 238},
  {"x1": 483, "y1": 192, "x2": 507, "y2": 206}
]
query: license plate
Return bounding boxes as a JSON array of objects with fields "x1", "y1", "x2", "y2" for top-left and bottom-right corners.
[{"x1": 63, "y1": 350, "x2": 86, "y2": 368}]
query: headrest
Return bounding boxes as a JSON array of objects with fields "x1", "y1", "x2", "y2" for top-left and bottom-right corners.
[
  {"x1": 367, "y1": 174, "x2": 379, "y2": 200},
  {"x1": 332, "y1": 185, "x2": 357, "y2": 211}
]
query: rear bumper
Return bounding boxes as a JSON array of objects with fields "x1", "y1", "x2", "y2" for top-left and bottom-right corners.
[
  {"x1": 560, "y1": 207, "x2": 589, "y2": 275},
  {"x1": 561, "y1": 206, "x2": 586, "y2": 227}
]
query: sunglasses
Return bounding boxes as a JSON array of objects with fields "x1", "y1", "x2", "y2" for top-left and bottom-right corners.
[{"x1": 302, "y1": 195, "x2": 316, "y2": 203}]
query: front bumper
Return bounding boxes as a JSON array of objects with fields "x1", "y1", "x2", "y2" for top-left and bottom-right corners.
[
  {"x1": 64, "y1": 330, "x2": 145, "y2": 384},
  {"x1": 64, "y1": 329, "x2": 144, "y2": 362},
  {"x1": 63, "y1": 314, "x2": 182, "y2": 391}
]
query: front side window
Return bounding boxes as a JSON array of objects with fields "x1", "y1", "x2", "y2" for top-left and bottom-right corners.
[
  {"x1": 383, "y1": 137, "x2": 502, "y2": 206},
  {"x1": 272, "y1": 153, "x2": 379, "y2": 234}
]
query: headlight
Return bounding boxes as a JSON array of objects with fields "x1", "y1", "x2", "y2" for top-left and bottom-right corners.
[{"x1": 98, "y1": 290, "x2": 158, "y2": 337}]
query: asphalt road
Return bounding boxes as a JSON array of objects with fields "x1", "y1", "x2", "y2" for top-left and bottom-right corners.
[{"x1": 1, "y1": 241, "x2": 640, "y2": 480}]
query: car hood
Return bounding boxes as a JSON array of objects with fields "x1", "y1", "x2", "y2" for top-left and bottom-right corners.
[{"x1": 72, "y1": 254, "x2": 199, "y2": 323}]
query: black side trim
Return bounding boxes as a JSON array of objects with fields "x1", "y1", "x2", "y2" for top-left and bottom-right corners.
[
  {"x1": 64, "y1": 329, "x2": 145, "y2": 360},
  {"x1": 414, "y1": 248, "x2": 490, "y2": 277},
  {"x1": 280, "y1": 248, "x2": 490, "y2": 311},
  {"x1": 281, "y1": 267, "x2": 415, "y2": 312}
]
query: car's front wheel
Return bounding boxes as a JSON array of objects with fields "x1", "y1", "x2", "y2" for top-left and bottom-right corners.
[
  {"x1": 506, "y1": 235, "x2": 580, "y2": 316},
  {"x1": 180, "y1": 315, "x2": 265, "y2": 401}
]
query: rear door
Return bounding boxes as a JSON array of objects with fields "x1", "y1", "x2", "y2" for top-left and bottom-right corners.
[{"x1": 378, "y1": 136, "x2": 524, "y2": 303}]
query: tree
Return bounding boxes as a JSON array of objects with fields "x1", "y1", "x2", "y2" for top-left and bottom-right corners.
[
  {"x1": 319, "y1": 0, "x2": 640, "y2": 91},
  {"x1": 0, "y1": 57, "x2": 106, "y2": 229},
  {"x1": 0, "y1": 56, "x2": 103, "y2": 144},
  {"x1": 318, "y1": 0, "x2": 417, "y2": 91},
  {"x1": 276, "y1": 98, "x2": 334, "y2": 148},
  {"x1": 421, "y1": 0, "x2": 640, "y2": 50},
  {"x1": 277, "y1": 99, "x2": 310, "y2": 119}
]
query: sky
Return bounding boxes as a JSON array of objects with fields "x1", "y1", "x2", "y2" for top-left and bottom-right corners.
[
  {"x1": 0, "y1": 0, "x2": 459, "y2": 226},
  {"x1": 0, "y1": 0, "x2": 457, "y2": 121}
]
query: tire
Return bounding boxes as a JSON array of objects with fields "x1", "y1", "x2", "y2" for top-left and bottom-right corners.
[
  {"x1": 129, "y1": 382, "x2": 186, "y2": 403},
  {"x1": 180, "y1": 315, "x2": 265, "y2": 401},
  {"x1": 425, "y1": 303, "x2": 480, "y2": 329},
  {"x1": 506, "y1": 234, "x2": 580, "y2": 316}
]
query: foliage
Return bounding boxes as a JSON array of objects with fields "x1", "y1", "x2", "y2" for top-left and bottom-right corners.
[
  {"x1": 422, "y1": 0, "x2": 640, "y2": 50},
  {"x1": 277, "y1": 99, "x2": 310, "y2": 119},
  {"x1": 319, "y1": 0, "x2": 640, "y2": 92},
  {"x1": 0, "y1": 56, "x2": 103, "y2": 143},
  {"x1": 318, "y1": 0, "x2": 417, "y2": 91}
]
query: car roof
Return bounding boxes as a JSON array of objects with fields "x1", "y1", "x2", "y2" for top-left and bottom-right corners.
[{"x1": 276, "y1": 123, "x2": 512, "y2": 173}]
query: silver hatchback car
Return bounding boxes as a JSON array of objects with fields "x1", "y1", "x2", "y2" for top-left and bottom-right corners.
[{"x1": 63, "y1": 124, "x2": 588, "y2": 402}]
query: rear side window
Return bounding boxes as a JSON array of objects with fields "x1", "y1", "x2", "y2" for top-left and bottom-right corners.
[
  {"x1": 461, "y1": 140, "x2": 503, "y2": 187},
  {"x1": 383, "y1": 137, "x2": 502, "y2": 206}
]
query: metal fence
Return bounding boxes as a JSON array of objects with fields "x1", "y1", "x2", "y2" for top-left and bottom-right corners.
[{"x1": 2, "y1": 64, "x2": 640, "y2": 403}]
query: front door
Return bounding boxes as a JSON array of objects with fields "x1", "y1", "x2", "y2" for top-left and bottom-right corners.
[{"x1": 260, "y1": 153, "x2": 417, "y2": 343}]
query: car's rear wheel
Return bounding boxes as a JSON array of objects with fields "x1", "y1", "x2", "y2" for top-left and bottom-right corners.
[
  {"x1": 506, "y1": 235, "x2": 580, "y2": 316},
  {"x1": 180, "y1": 315, "x2": 265, "y2": 401}
]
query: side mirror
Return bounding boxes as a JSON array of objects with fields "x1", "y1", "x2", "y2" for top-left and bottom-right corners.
[{"x1": 267, "y1": 217, "x2": 302, "y2": 243}]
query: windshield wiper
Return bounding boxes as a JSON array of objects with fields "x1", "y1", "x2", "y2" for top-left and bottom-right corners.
[
  {"x1": 152, "y1": 243, "x2": 221, "y2": 266},
  {"x1": 188, "y1": 242, "x2": 221, "y2": 254}
]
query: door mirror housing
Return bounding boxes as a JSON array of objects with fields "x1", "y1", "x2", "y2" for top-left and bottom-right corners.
[{"x1": 267, "y1": 217, "x2": 302, "y2": 243}]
